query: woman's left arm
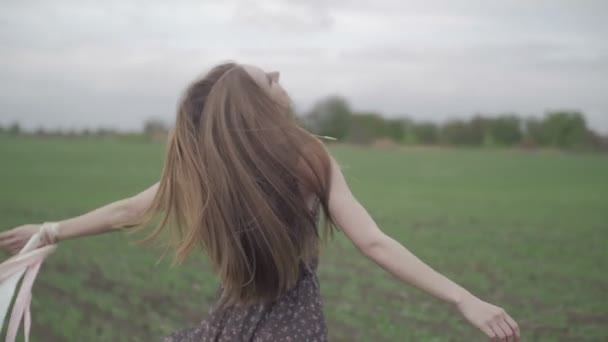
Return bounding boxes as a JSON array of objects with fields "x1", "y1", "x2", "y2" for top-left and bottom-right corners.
[
  {"x1": 0, "y1": 182, "x2": 159, "y2": 254},
  {"x1": 326, "y1": 156, "x2": 520, "y2": 341}
]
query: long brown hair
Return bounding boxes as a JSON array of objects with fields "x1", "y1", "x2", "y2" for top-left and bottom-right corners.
[{"x1": 127, "y1": 62, "x2": 337, "y2": 309}]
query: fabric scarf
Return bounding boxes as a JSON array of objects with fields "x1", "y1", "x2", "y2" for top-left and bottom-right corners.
[{"x1": 0, "y1": 222, "x2": 59, "y2": 342}]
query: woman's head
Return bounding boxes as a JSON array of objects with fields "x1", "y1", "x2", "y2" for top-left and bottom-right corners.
[
  {"x1": 129, "y1": 61, "x2": 336, "y2": 309},
  {"x1": 241, "y1": 64, "x2": 289, "y2": 106}
]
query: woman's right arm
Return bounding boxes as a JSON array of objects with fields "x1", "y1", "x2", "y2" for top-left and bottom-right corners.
[
  {"x1": 54, "y1": 181, "x2": 160, "y2": 242},
  {"x1": 0, "y1": 182, "x2": 159, "y2": 253},
  {"x1": 327, "y1": 156, "x2": 520, "y2": 341}
]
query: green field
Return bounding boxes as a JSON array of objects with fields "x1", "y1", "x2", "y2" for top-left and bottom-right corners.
[{"x1": 1, "y1": 136, "x2": 607, "y2": 341}]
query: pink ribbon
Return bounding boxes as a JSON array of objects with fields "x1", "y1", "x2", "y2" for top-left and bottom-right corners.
[{"x1": 0, "y1": 223, "x2": 59, "y2": 342}]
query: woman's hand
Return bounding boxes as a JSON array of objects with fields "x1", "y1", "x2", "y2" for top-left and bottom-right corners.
[
  {"x1": 456, "y1": 291, "x2": 520, "y2": 341},
  {"x1": 0, "y1": 224, "x2": 42, "y2": 255}
]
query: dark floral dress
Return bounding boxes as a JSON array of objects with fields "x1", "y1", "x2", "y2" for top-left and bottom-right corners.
[{"x1": 162, "y1": 203, "x2": 327, "y2": 342}]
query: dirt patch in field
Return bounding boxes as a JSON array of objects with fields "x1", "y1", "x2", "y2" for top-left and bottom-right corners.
[
  {"x1": 567, "y1": 311, "x2": 608, "y2": 325},
  {"x1": 84, "y1": 266, "x2": 125, "y2": 295},
  {"x1": 370, "y1": 138, "x2": 401, "y2": 150},
  {"x1": 36, "y1": 281, "x2": 136, "y2": 335},
  {"x1": 41, "y1": 261, "x2": 210, "y2": 337},
  {"x1": 84, "y1": 266, "x2": 207, "y2": 325}
]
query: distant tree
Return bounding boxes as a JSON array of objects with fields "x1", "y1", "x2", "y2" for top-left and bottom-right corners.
[
  {"x1": 304, "y1": 96, "x2": 352, "y2": 140},
  {"x1": 297, "y1": 94, "x2": 601, "y2": 151},
  {"x1": 523, "y1": 117, "x2": 545, "y2": 145},
  {"x1": 441, "y1": 119, "x2": 479, "y2": 145},
  {"x1": 143, "y1": 118, "x2": 168, "y2": 136},
  {"x1": 488, "y1": 115, "x2": 522, "y2": 146},
  {"x1": 8, "y1": 122, "x2": 21, "y2": 135},
  {"x1": 348, "y1": 112, "x2": 386, "y2": 144},
  {"x1": 399, "y1": 117, "x2": 416, "y2": 144},
  {"x1": 95, "y1": 127, "x2": 112, "y2": 136},
  {"x1": 541, "y1": 111, "x2": 590, "y2": 148},
  {"x1": 34, "y1": 127, "x2": 48, "y2": 136},
  {"x1": 411, "y1": 122, "x2": 440, "y2": 144},
  {"x1": 384, "y1": 118, "x2": 406, "y2": 142},
  {"x1": 468, "y1": 115, "x2": 490, "y2": 145}
]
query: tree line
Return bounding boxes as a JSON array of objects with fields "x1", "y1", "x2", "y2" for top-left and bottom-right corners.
[
  {"x1": 302, "y1": 96, "x2": 608, "y2": 151},
  {"x1": 3, "y1": 95, "x2": 607, "y2": 151}
]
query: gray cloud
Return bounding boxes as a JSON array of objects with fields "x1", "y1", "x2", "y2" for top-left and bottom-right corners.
[
  {"x1": 0, "y1": 0, "x2": 607, "y2": 133},
  {"x1": 234, "y1": 1, "x2": 334, "y2": 32}
]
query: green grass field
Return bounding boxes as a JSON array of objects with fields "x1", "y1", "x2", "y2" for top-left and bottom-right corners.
[{"x1": 1, "y1": 135, "x2": 607, "y2": 341}]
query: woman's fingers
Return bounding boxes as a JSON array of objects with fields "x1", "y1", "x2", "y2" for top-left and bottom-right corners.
[
  {"x1": 0, "y1": 231, "x2": 14, "y2": 242},
  {"x1": 497, "y1": 319, "x2": 515, "y2": 342},
  {"x1": 0, "y1": 237, "x2": 14, "y2": 250},
  {"x1": 1, "y1": 236, "x2": 18, "y2": 248},
  {"x1": 485, "y1": 321, "x2": 501, "y2": 342},
  {"x1": 489, "y1": 320, "x2": 507, "y2": 341},
  {"x1": 1, "y1": 238, "x2": 24, "y2": 254},
  {"x1": 9, "y1": 240, "x2": 23, "y2": 250},
  {"x1": 479, "y1": 324, "x2": 497, "y2": 341},
  {"x1": 504, "y1": 313, "x2": 520, "y2": 340}
]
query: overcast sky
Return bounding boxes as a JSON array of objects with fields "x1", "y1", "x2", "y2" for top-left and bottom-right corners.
[{"x1": 1, "y1": 0, "x2": 607, "y2": 133}]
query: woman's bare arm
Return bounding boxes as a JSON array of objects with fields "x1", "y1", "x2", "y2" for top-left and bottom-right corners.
[
  {"x1": 327, "y1": 156, "x2": 520, "y2": 341},
  {"x1": 0, "y1": 182, "x2": 159, "y2": 253},
  {"x1": 55, "y1": 182, "x2": 159, "y2": 242}
]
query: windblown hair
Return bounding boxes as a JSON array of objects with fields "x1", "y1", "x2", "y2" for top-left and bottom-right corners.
[{"x1": 128, "y1": 62, "x2": 337, "y2": 309}]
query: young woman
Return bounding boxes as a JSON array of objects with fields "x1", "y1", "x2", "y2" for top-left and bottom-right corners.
[{"x1": 0, "y1": 62, "x2": 520, "y2": 341}]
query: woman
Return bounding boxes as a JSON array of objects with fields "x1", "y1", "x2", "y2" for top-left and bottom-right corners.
[{"x1": 0, "y1": 62, "x2": 520, "y2": 341}]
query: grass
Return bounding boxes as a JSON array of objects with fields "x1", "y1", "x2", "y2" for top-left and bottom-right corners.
[{"x1": 1, "y1": 135, "x2": 607, "y2": 341}]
